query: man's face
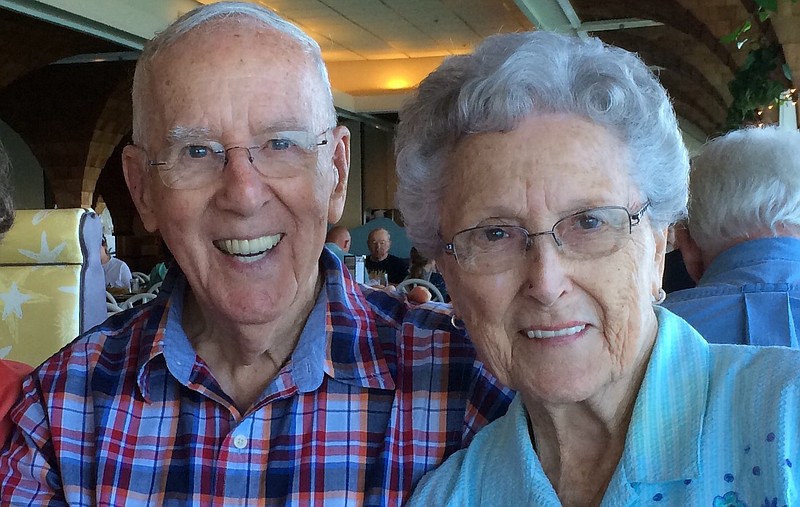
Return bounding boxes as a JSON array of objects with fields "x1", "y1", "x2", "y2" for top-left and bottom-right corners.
[
  {"x1": 123, "y1": 23, "x2": 350, "y2": 326},
  {"x1": 368, "y1": 229, "x2": 391, "y2": 261}
]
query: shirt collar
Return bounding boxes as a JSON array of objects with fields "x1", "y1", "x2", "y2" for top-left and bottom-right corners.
[
  {"x1": 136, "y1": 249, "x2": 395, "y2": 399},
  {"x1": 701, "y1": 236, "x2": 800, "y2": 284},
  {"x1": 135, "y1": 264, "x2": 186, "y2": 401},
  {"x1": 620, "y1": 306, "x2": 709, "y2": 483}
]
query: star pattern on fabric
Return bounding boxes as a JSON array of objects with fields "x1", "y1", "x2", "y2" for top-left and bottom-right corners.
[
  {"x1": 18, "y1": 232, "x2": 66, "y2": 263},
  {"x1": 31, "y1": 210, "x2": 54, "y2": 226},
  {"x1": 0, "y1": 282, "x2": 33, "y2": 320},
  {"x1": 0, "y1": 270, "x2": 72, "y2": 347},
  {"x1": 59, "y1": 285, "x2": 79, "y2": 296}
]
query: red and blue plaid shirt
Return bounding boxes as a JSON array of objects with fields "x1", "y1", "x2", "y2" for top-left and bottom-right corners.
[{"x1": 0, "y1": 250, "x2": 511, "y2": 505}]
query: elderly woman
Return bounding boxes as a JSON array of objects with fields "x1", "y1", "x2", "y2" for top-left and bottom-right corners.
[{"x1": 396, "y1": 31, "x2": 800, "y2": 505}]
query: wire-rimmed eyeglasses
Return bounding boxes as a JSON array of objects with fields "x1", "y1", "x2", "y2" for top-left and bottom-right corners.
[
  {"x1": 444, "y1": 202, "x2": 650, "y2": 274},
  {"x1": 140, "y1": 128, "x2": 332, "y2": 190}
]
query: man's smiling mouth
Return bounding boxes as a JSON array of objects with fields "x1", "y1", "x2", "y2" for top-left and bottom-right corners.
[{"x1": 213, "y1": 234, "x2": 283, "y2": 263}]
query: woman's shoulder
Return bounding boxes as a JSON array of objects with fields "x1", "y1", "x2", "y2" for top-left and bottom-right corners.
[
  {"x1": 408, "y1": 397, "x2": 530, "y2": 506},
  {"x1": 707, "y1": 343, "x2": 800, "y2": 392}
]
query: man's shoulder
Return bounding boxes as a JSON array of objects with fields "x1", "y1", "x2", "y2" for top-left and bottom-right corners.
[
  {"x1": 361, "y1": 288, "x2": 493, "y2": 380},
  {"x1": 663, "y1": 286, "x2": 744, "y2": 319},
  {"x1": 363, "y1": 287, "x2": 457, "y2": 337},
  {"x1": 32, "y1": 308, "x2": 154, "y2": 391}
]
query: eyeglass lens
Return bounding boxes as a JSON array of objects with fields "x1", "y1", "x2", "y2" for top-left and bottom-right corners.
[
  {"x1": 452, "y1": 207, "x2": 635, "y2": 274},
  {"x1": 154, "y1": 130, "x2": 328, "y2": 189}
]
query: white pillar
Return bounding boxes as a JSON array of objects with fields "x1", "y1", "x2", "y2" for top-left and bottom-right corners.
[{"x1": 779, "y1": 90, "x2": 798, "y2": 130}]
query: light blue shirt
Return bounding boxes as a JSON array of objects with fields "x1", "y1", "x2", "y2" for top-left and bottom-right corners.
[
  {"x1": 408, "y1": 307, "x2": 800, "y2": 506},
  {"x1": 664, "y1": 237, "x2": 800, "y2": 347}
]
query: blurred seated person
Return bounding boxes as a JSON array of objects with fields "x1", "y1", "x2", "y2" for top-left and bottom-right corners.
[
  {"x1": 101, "y1": 236, "x2": 133, "y2": 290},
  {"x1": 0, "y1": 140, "x2": 33, "y2": 445},
  {"x1": 366, "y1": 227, "x2": 408, "y2": 284},
  {"x1": 324, "y1": 225, "x2": 350, "y2": 261},
  {"x1": 408, "y1": 246, "x2": 448, "y2": 302},
  {"x1": 147, "y1": 238, "x2": 173, "y2": 291},
  {"x1": 664, "y1": 126, "x2": 800, "y2": 346}
]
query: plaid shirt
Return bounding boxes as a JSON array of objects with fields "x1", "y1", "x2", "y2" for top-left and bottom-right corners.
[{"x1": 0, "y1": 249, "x2": 511, "y2": 506}]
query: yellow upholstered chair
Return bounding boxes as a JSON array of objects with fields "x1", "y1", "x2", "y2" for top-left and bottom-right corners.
[{"x1": 0, "y1": 209, "x2": 106, "y2": 366}]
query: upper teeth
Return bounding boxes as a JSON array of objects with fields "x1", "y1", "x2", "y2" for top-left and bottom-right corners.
[
  {"x1": 526, "y1": 324, "x2": 585, "y2": 339},
  {"x1": 215, "y1": 234, "x2": 281, "y2": 256}
]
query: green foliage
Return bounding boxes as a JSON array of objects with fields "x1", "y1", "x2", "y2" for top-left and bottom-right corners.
[
  {"x1": 721, "y1": 0, "x2": 797, "y2": 129},
  {"x1": 724, "y1": 0, "x2": 796, "y2": 49},
  {"x1": 754, "y1": 0, "x2": 778, "y2": 12},
  {"x1": 725, "y1": 45, "x2": 786, "y2": 129}
]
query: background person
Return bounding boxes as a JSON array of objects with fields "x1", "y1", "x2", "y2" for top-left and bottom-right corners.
[
  {"x1": 324, "y1": 224, "x2": 350, "y2": 260},
  {"x1": 0, "y1": 3, "x2": 511, "y2": 504},
  {"x1": 664, "y1": 126, "x2": 800, "y2": 346},
  {"x1": 100, "y1": 235, "x2": 133, "y2": 290},
  {"x1": 407, "y1": 246, "x2": 448, "y2": 302},
  {"x1": 366, "y1": 227, "x2": 408, "y2": 284},
  {"x1": 0, "y1": 140, "x2": 33, "y2": 447},
  {"x1": 395, "y1": 31, "x2": 800, "y2": 505},
  {"x1": 146, "y1": 237, "x2": 173, "y2": 291}
]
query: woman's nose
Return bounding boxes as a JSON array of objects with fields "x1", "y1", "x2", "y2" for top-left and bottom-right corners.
[{"x1": 523, "y1": 239, "x2": 570, "y2": 307}]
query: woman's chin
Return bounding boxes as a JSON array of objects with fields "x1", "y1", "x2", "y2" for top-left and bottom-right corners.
[{"x1": 515, "y1": 369, "x2": 607, "y2": 407}]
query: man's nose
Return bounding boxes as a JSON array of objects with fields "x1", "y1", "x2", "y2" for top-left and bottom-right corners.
[
  {"x1": 223, "y1": 146, "x2": 255, "y2": 166},
  {"x1": 215, "y1": 146, "x2": 271, "y2": 214}
]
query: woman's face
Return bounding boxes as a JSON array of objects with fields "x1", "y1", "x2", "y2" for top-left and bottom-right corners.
[{"x1": 438, "y1": 114, "x2": 667, "y2": 406}]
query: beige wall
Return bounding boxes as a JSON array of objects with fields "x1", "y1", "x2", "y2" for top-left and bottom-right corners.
[
  {"x1": 0, "y1": 119, "x2": 45, "y2": 209},
  {"x1": 362, "y1": 126, "x2": 396, "y2": 212},
  {"x1": 337, "y1": 118, "x2": 363, "y2": 229}
]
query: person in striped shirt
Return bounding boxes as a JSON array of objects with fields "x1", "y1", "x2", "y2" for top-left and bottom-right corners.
[{"x1": 0, "y1": 2, "x2": 511, "y2": 505}]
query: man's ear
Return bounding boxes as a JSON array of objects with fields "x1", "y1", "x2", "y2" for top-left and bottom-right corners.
[
  {"x1": 327, "y1": 125, "x2": 350, "y2": 223},
  {"x1": 675, "y1": 226, "x2": 705, "y2": 283},
  {"x1": 122, "y1": 144, "x2": 160, "y2": 233}
]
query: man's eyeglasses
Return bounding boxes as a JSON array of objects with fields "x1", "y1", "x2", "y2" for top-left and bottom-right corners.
[
  {"x1": 143, "y1": 128, "x2": 332, "y2": 189},
  {"x1": 444, "y1": 202, "x2": 650, "y2": 274}
]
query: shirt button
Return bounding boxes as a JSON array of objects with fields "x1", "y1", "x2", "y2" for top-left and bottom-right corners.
[{"x1": 233, "y1": 435, "x2": 248, "y2": 449}]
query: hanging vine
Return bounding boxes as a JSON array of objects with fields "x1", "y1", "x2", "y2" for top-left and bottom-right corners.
[{"x1": 721, "y1": 0, "x2": 797, "y2": 130}]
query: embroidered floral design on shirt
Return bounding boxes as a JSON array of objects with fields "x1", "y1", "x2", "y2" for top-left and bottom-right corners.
[
  {"x1": 761, "y1": 497, "x2": 787, "y2": 507},
  {"x1": 713, "y1": 491, "x2": 744, "y2": 507}
]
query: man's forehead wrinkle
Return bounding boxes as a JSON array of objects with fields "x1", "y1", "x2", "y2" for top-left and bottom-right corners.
[{"x1": 150, "y1": 35, "x2": 326, "y2": 134}]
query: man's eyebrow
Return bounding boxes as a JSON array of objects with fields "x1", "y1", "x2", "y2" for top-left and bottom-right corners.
[
  {"x1": 166, "y1": 126, "x2": 217, "y2": 145},
  {"x1": 165, "y1": 122, "x2": 319, "y2": 144},
  {"x1": 252, "y1": 120, "x2": 315, "y2": 133}
]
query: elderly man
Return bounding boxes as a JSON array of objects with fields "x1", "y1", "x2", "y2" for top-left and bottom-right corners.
[
  {"x1": 0, "y1": 141, "x2": 34, "y2": 446},
  {"x1": 664, "y1": 126, "x2": 800, "y2": 346},
  {"x1": 324, "y1": 224, "x2": 351, "y2": 260},
  {"x1": 366, "y1": 227, "x2": 409, "y2": 284},
  {"x1": 0, "y1": 3, "x2": 510, "y2": 505}
]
